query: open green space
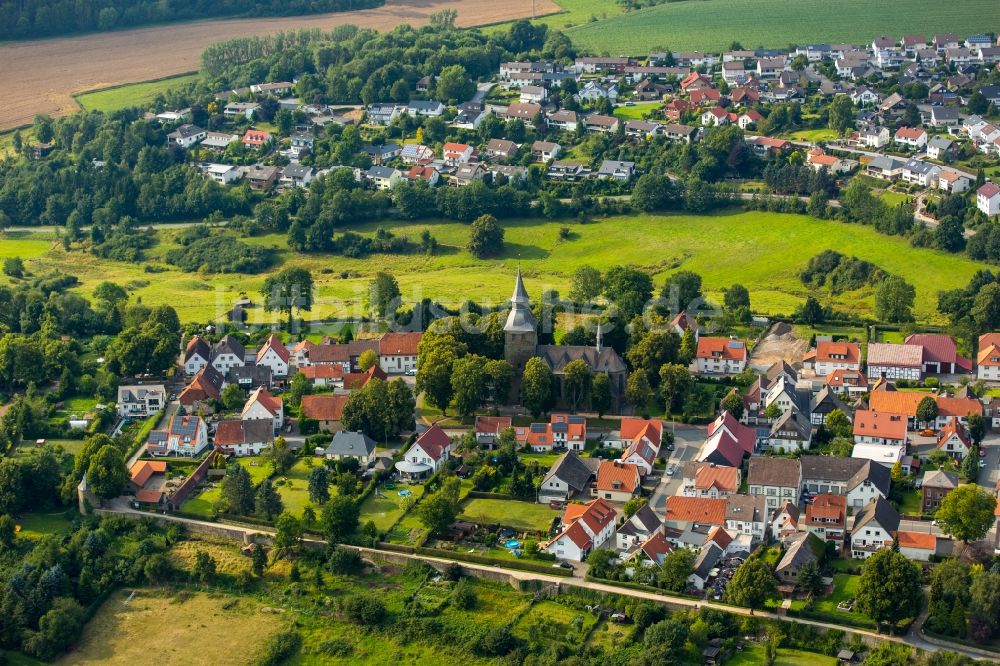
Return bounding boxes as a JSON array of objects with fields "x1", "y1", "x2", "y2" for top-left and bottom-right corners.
[
  {"x1": 613, "y1": 102, "x2": 662, "y2": 120},
  {"x1": 74, "y1": 73, "x2": 200, "y2": 113},
  {"x1": 458, "y1": 498, "x2": 560, "y2": 533},
  {"x1": 792, "y1": 574, "x2": 872, "y2": 628},
  {"x1": 180, "y1": 456, "x2": 273, "y2": 517},
  {"x1": 728, "y1": 644, "x2": 838, "y2": 666},
  {"x1": 273, "y1": 458, "x2": 327, "y2": 518},
  {"x1": 0, "y1": 235, "x2": 52, "y2": 260},
  {"x1": 785, "y1": 128, "x2": 840, "y2": 143},
  {"x1": 879, "y1": 191, "x2": 913, "y2": 207},
  {"x1": 8, "y1": 209, "x2": 984, "y2": 325},
  {"x1": 360, "y1": 483, "x2": 427, "y2": 532},
  {"x1": 512, "y1": 599, "x2": 598, "y2": 645},
  {"x1": 486, "y1": 0, "x2": 625, "y2": 33},
  {"x1": 16, "y1": 511, "x2": 76, "y2": 540},
  {"x1": 565, "y1": 0, "x2": 1000, "y2": 54}
]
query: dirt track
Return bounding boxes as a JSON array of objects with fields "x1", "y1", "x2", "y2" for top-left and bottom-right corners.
[{"x1": 0, "y1": 0, "x2": 559, "y2": 131}]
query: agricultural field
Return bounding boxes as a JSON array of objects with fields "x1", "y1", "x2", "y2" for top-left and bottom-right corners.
[
  {"x1": 458, "y1": 498, "x2": 560, "y2": 533},
  {"x1": 57, "y1": 589, "x2": 288, "y2": 665},
  {"x1": 565, "y1": 0, "x2": 1000, "y2": 54},
  {"x1": 4, "y1": 209, "x2": 985, "y2": 325},
  {"x1": 0, "y1": 0, "x2": 559, "y2": 131},
  {"x1": 74, "y1": 74, "x2": 200, "y2": 113}
]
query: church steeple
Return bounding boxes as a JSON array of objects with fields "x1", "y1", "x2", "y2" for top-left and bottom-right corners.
[{"x1": 504, "y1": 265, "x2": 538, "y2": 370}]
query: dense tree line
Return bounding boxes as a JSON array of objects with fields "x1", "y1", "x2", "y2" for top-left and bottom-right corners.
[
  {"x1": 0, "y1": 0, "x2": 382, "y2": 40},
  {"x1": 800, "y1": 250, "x2": 886, "y2": 295}
]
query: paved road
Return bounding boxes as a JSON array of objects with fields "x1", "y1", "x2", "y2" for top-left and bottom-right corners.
[
  {"x1": 649, "y1": 423, "x2": 707, "y2": 512},
  {"x1": 95, "y1": 503, "x2": 989, "y2": 659}
]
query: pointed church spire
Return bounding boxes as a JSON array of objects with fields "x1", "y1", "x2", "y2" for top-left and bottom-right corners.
[{"x1": 510, "y1": 262, "x2": 530, "y2": 306}]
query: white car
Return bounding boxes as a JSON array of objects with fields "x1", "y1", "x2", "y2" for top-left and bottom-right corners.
[{"x1": 666, "y1": 464, "x2": 676, "y2": 476}]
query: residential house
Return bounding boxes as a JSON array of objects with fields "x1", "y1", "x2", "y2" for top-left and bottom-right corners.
[
  {"x1": 809, "y1": 341, "x2": 861, "y2": 376},
  {"x1": 367, "y1": 166, "x2": 403, "y2": 191},
  {"x1": 737, "y1": 110, "x2": 765, "y2": 130},
  {"x1": 128, "y1": 460, "x2": 167, "y2": 505},
  {"x1": 825, "y1": 369, "x2": 869, "y2": 397},
  {"x1": 978, "y1": 183, "x2": 1000, "y2": 216},
  {"x1": 406, "y1": 165, "x2": 440, "y2": 186},
  {"x1": 722, "y1": 61, "x2": 747, "y2": 85},
  {"x1": 364, "y1": 143, "x2": 402, "y2": 164},
  {"x1": 577, "y1": 81, "x2": 619, "y2": 103},
  {"x1": 117, "y1": 385, "x2": 165, "y2": 418},
  {"x1": 701, "y1": 107, "x2": 730, "y2": 126},
  {"x1": 442, "y1": 142, "x2": 475, "y2": 165},
  {"x1": 242, "y1": 129, "x2": 272, "y2": 149},
  {"x1": 978, "y1": 332, "x2": 1000, "y2": 380},
  {"x1": 681, "y1": 462, "x2": 740, "y2": 499},
  {"x1": 300, "y1": 394, "x2": 347, "y2": 432},
  {"x1": 866, "y1": 342, "x2": 924, "y2": 380},
  {"x1": 664, "y1": 496, "x2": 726, "y2": 530},
  {"x1": 936, "y1": 170, "x2": 971, "y2": 193},
  {"x1": 242, "y1": 387, "x2": 283, "y2": 431},
  {"x1": 858, "y1": 126, "x2": 890, "y2": 148},
  {"x1": 474, "y1": 416, "x2": 512, "y2": 448},
  {"x1": 367, "y1": 104, "x2": 403, "y2": 125},
  {"x1": 538, "y1": 451, "x2": 599, "y2": 502},
  {"x1": 250, "y1": 82, "x2": 292, "y2": 96},
  {"x1": 542, "y1": 499, "x2": 617, "y2": 561},
  {"x1": 178, "y1": 366, "x2": 224, "y2": 408},
  {"x1": 226, "y1": 365, "x2": 271, "y2": 391},
  {"x1": 547, "y1": 161, "x2": 588, "y2": 181},
  {"x1": 804, "y1": 494, "x2": 847, "y2": 543},
  {"x1": 519, "y1": 85, "x2": 548, "y2": 104},
  {"x1": 147, "y1": 415, "x2": 208, "y2": 457},
  {"x1": 669, "y1": 311, "x2": 699, "y2": 339},
  {"x1": 625, "y1": 120, "x2": 661, "y2": 139},
  {"x1": 695, "y1": 337, "x2": 748, "y2": 375},
  {"x1": 688, "y1": 543, "x2": 725, "y2": 591},
  {"x1": 214, "y1": 419, "x2": 274, "y2": 456},
  {"x1": 633, "y1": 78, "x2": 668, "y2": 101},
  {"x1": 930, "y1": 106, "x2": 961, "y2": 127},
  {"x1": 902, "y1": 159, "x2": 941, "y2": 187},
  {"x1": 211, "y1": 335, "x2": 246, "y2": 375},
  {"x1": 406, "y1": 101, "x2": 445, "y2": 117},
  {"x1": 254, "y1": 334, "x2": 289, "y2": 378},
  {"x1": 894, "y1": 126, "x2": 928, "y2": 148},
  {"x1": 485, "y1": 139, "x2": 519, "y2": 161},
  {"x1": 800, "y1": 457, "x2": 890, "y2": 508},
  {"x1": 585, "y1": 115, "x2": 620, "y2": 133},
  {"x1": 616, "y1": 503, "x2": 663, "y2": 551},
  {"x1": 662, "y1": 124, "x2": 697, "y2": 144},
  {"x1": 531, "y1": 140, "x2": 561, "y2": 161},
  {"x1": 747, "y1": 457, "x2": 802, "y2": 510},
  {"x1": 619, "y1": 436, "x2": 658, "y2": 477},
  {"x1": 852, "y1": 410, "x2": 908, "y2": 448},
  {"x1": 775, "y1": 532, "x2": 825, "y2": 589},
  {"x1": 756, "y1": 57, "x2": 788, "y2": 79},
  {"x1": 698, "y1": 412, "x2": 757, "y2": 467},
  {"x1": 896, "y1": 531, "x2": 938, "y2": 562},
  {"x1": 747, "y1": 136, "x2": 791, "y2": 156},
  {"x1": 324, "y1": 431, "x2": 377, "y2": 465},
  {"x1": 663, "y1": 99, "x2": 690, "y2": 122},
  {"x1": 503, "y1": 102, "x2": 542, "y2": 123},
  {"x1": 246, "y1": 164, "x2": 279, "y2": 190},
  {"x1": 868, "y1": 390, "x2": 982, "y2": 430},
  {"x1": 546, "y1": 109, "x2": 578, "y2": 131},
  {"x1": 770, "y1": 502, "x2": 800, "y2": 541},
  {"x1": 515, "y1": 414, "x2": 587, "y2": 452},
  {"x1": 927, "y1": 136, "x2": 955, "y2": 162},
  {"x1": 167, "y1": 124, "x2": 206, "y2": 149},
  {"x1": 395, "y1": 425, "x2": 451, "y2": 479},
  {"x1": 921, "y1": 470, "x2": 958, "y2": 514},
  {"x1": 223, "y1": 102, "x2": 259, "y2": 119},
  {"x1": 851, "y1": 86, "x2": 881, "y2": 107},
  {"x1": 936, "y1": 417, "x2": 972, "y2": 460},
  {"x1": 596, "y1": 160, "x2": 635, "y2": 181},
  {"x1": 400, "y1": 144, "x2": 434, "y2": 164},
  {"x1": 453, "y1": 163, "x2": 486, "y2": 186},
  {"x1": 904, "y1": 333, "x2": 968, "y2": 375},
  {"x1": 850, "y1": 498, "x2": 900, "y2": 558},
  {"x1": 205, "y1": 163, "x2": 241, "y2": 185},
  {"x1": 724, "y1": 494, "x2": 767, "y2": 541},
  {"x1": 768, "y1": 408, "x2": 813, "y2": 453},
  {"x1": 574, "y1": 57, "x2": 632, "y2": 74},
  {"x1": 593, "y1": 460, "x2": 641, "y2": 503},
  {"x1": 810, "y1": 387, "x2": 851, "y2": 426},
  {"x1": 378, "y1": 332, "x2": 421, "y2": 374}
]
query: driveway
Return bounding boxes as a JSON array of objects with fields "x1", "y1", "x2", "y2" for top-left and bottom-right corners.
[{"x1": 650, "y1": 423, "x2": 706, "y2": 512}]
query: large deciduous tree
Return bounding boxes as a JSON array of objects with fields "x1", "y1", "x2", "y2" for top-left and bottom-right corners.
[
  {"x1": 262, "y1": 267, "x2": 314, "y2": 329},
  {"x1": 726, "y1": 558, "x2": 777, "y2": 615},
  {"x1": 856, "y1": 548, "x2": 922, "y2": 629},
  {"x1": 936, "y1": 484, "x2": 997, "y2": 544},
  {"x1": 466, "y1": 215, "x2": 505, "y2": 259},
  {"x1": 86, "y1": 445, "x2": 127, "y2": 501},
  {"x1": 521, "y1": 357, "x2": 556, "y2": 417}
]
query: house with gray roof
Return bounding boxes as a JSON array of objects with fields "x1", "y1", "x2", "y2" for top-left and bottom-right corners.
[
  {"x1": 800, "y1": 456, "x2": 890, "y2": 508},
  {"x1": 747, "y1": 457, "x2": 802, "y2": 509},
  {"x1": 850, "y1": 497, "x2": 899, "y2": 558},
  {"x1": 117, "y1": 385, "x2": 166, "y2": 418},
  {"x1": 776, "y1": 531, "x2": 825, "y2": 587},
  {"x1": 539, "y1": 451, "x2": 599, "y2": 502},
  {"x1": 324, "y1": 431, "x2": 377, "y2": 465},
  {"x1": 688, "y1": 542, "x2": 724, "y2": 590},
  {"x1": 810, "y1": 387, "x2": 851, "y2": 426}
]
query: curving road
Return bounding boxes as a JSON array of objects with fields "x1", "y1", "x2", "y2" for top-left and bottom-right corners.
[{"x1": 0, "y1": 0, "x2": 559, "y2": 131}]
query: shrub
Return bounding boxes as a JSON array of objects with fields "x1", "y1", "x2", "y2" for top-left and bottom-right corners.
[
  {"x1": 343, "y1": 595, "x2": 386, "y2": 625},
  {"x1": 255, "y1": 630, "x2": 302, "y2": 666}
]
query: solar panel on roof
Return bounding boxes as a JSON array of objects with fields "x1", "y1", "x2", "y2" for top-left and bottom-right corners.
[
  {"x1": 530, "y1": 423, "x2": 547, "y2": 432},
  {"x1": 728, "y1": 341, "x2": 745, "y2": 349}
]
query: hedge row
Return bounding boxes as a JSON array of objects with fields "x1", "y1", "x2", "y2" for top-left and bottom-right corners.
[{"x1": 465, "y1": 491, "x2": 515, "y2": 500}]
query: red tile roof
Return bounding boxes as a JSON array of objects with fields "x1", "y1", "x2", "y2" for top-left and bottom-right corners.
[
  {"x1": 816, "y1": 341, "x2": 860, "y2": 364},
  {"x1": 130, "y1": 460, "x2": 166, "y2": 486},
  {"x1": 936, "y1": 416, "x2": 970, "y2": 449},
  {"x1": 869, "y1": 391, "x2": 982, "y2": 418},
  {"x1": 895, "y1": 531, "x2": 937, "y2": 550},
  {"x1": 246, "y1": 387, "x2": 281, "y2": 416},
  {"x1": 979, "y1": 182, "x2": 1000, "y2": 198},
  {"x1": 379, "y1": 332, "x2": 422, "y2": 356},
  {"x1": 300, "y1": 394, "x2": 348, "y2": 422},
  {"x1": 414, "y1": 425, "x2": 451, "y2": 461},
  {"x1": 134, "y1": 489, "x2": 163, "y2": 503},
  {"x1": 895, "y1": 126, "x2": 927, "y2": 141},
  {"x1": 696, "y1": 337, "x2": 748, "y2": 361},
  {"x1": 904, "y1": 334, "x2": 959, "y2": 365},
  {"x1": 256, "y1": 334, "x2": 289, "y2": 364},
  {"x1": 694, "y1": 464, "x2": 740, "y2": 493},
  {"x1": 475, "y1": 416, "x2": 512, "y2": 433},
  {"x1": 665, "y1": 496, "x2": 726, "y2": 525},
  {"x1": 805, "y1": 494, "x2": 846, "y2": 525},
  {"x1": 619, "y1": 418, "x2": 662, "y2": 444},
  {"x1": 826, "y1": 368, "x2": 868, "y2": 389},
  {"x1": 298, "y1": 365, "x2": 345, "y2": 380},
  {"x1": 578, "y1": 498, "x2": 617, "y2": 535},
  {"x1": 852, "y1": 410, "x2": 908, "y2": 440},
  {"x1": 595, "y1": 461, "x2": 640, "y2": 493}
]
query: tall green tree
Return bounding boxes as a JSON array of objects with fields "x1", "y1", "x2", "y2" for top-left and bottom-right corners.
[
  {"x1": 562, "y1": 359, "x2": 593, "y2": 412},
  {"x1": 915, "y1": 396, "x2": 938, "y2": 425},
  {"x1": 86, "y1": 445, "x2": 127, "y2": 501},
  {"x1": 591, "y1": 372, "x2": 613, "y2": 417},
  {"x1": 221, "y1": 462, "x2": 255, "y2": 515},
  {"x1": 255, "y1": 478, "x2": 284, "y2": 521},
  {"x1": 662, "y1": 270, "x2": 703, "y2": 310},
  {"x1": 484, "y1": 359, "x2": 514, "y2": 407},
  {"x1": 263, "y1": 436, "x2": 295, "y2": 476},
  {"x1": 936, "y1": 484, "x2": 997, "y2": 544},
  {"x1": 625, "y1": 370, "x2": 653, "y2": 414},
  {"x1": 368, "y1": 271, "x2": 401, "y2": 319},
  {"x1": 658, "y1": 363, "x2": 692, "y2": 412},
  {"x1": 322, "y1": 495, "x2": 360, "y2": 542},
  {"x1": 467, "y1": 215, "x2": 505, "y2": 258},
  {"x1": 451, "y1": 354, "x2": 488, "y2": 417},
  {"x1": 262, "y1": 267, "x2": 314, "y2": 329},
  {"x1": 569, "y1": 266, "x2": 603, "y2": 303},
  {"x1": 274, "y1": 512, "x2": 302, "y2": 551},
  {"x1": 874, "y1": 276, "x2": 915, "y2": 323},
  {"x1": 856, "y1": 548, "x2": 923, "y2": 629},
  {"x1": 727, "y1": 558, "x2": 777, "y2": 615},
  {"x1": 308, "y1": 465, "x2": 330, "y2": 505},
  {"x1": 521, "y1": 357, "x2": 556, "y2": 417},
  {"x1": 416, "y1": 335, "x2": 465, "y2": 415}
]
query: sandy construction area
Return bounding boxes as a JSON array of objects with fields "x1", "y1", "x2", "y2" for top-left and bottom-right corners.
[{"x1": 0, "y1": 0, "x2": 559, "y2": 130}]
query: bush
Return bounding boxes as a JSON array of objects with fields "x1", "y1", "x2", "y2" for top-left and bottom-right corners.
[
  {"x1": 343, "y1": 595, "x2": 386, "y2": 625},
  {"x1": 255, "y1": 630, "x2": 302, "y2": 666},
  {"x1": 164, "y1": 236, "x2": 274, "y2": 273}
]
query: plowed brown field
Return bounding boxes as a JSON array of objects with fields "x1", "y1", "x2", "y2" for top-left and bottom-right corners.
[{"x1": 0, "y1": 0, "x2": 559, "y2": 130}]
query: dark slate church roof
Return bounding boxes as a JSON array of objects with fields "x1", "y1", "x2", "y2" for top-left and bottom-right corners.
[{"x1": 537, "y1": 345, "x2": 627, "y2": 374}]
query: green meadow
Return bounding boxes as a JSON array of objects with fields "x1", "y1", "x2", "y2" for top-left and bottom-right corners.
[
  {"x1": 2, "y1": 209, "x2": 984, "y2": 324},
  {"x1": 565, "y1": 0, "x2": 1000, "y2": 54},
  {"x1": 74, "y1": 73, "x2": 200, "y2": 113}
]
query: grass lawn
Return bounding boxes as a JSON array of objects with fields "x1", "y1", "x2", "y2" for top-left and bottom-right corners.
[
  {"x1": 880, "y1": 191, "x2": 913, "y2": 206},
  {"x1": 897, "y1": 488, "x2": 923, "y2": 516},
  {"x1": 181, "y1": 456, "x2": 273, "y2": 517},
  {"x1": 273, "y1": 458, "x2": 325, "y2": 518},
  {"x1": 11, "y1": 209, "x2": 985, "y2": 324},
  {"x1": 792, "y1": 574, "x2": 873, "y2": 628},
  {"x1": 512, "y1": 599, "x2": 598, "y2": 645},
  {"x1": 360, "y1": 483, "x2": 426, "y2": 532},
  {"x1": 74, "y1": 73, "x2": 199, "y2": 113},
  {"x1": 586, "y1": 619, "x2": 631, "y2": 652},
  {"x1": 613, "y1": 102, "x2": 661, "y2": 120},
  {"x1": 57, "y1": 589, "x2": 287, "y2": 666},
  {"x1": 786, "y1": 128, "x2": 840, "y2": 143},
  {"x1": 459, "y1": 498, "x2": 560, "y2": 533},
  {"x1": 0, "y1": 234, "x2": 53, "y2": 260},
  {"x1": 564, "y1": 0, "x2": 1000, "y2": 53},
  {"x1": 519, "y1": 451, "x2": 567, "y2": 467},
  {"x1": 16, "y1": 511, "x2": 76, "y2": 540},
  {"x1": 40, "y1": 439, "x2": 88, "y2": 456},
  {"x1": 728, "y1": 644, "x2": 837, "y2": 666}
]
